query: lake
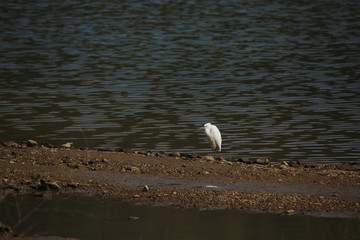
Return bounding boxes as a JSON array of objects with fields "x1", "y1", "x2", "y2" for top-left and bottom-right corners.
[{"x1": 0, "y1": 0, "x2": 359, "y2": 164}]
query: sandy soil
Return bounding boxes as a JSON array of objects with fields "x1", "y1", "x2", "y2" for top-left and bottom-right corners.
[{"x1": 1, "y1": 140, "x2": 360, "y2": 238}]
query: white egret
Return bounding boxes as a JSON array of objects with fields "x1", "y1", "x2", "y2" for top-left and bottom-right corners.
[{"x1": 203, "y1": 123, "x2": 222, "y2": 156}]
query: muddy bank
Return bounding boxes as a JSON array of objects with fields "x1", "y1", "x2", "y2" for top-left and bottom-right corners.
[{"x1": 1, "y1": 141, "x2": 360, "y2": 224}]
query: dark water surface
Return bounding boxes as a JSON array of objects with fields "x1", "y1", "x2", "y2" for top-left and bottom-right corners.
[
  {"x1": 1, "y1": 0, "x2": 360, "y2": 163},
  {"x1": 0, "y1": 194, "x2": 359, "y2": 240}
]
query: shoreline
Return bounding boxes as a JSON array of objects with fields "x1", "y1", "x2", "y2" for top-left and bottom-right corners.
[{"x1": 1, "y1": 140, "x2": 360, "y2": 222}]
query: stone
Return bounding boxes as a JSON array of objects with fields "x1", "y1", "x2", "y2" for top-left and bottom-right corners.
[
  {"x1": 203, "y1": 156, "x2": 215, "y2": 161},
  {"x1": 169, "y1": 151, "x2": 181, "y2": 157},
  {"x1": 279, "y1": 165, "x2": 288, "y2": 170},
  {"x1": 143, "y1": 185, "x2": 149, "y2": 192},
  {"x1": 280, "y1": 161, "x2": 289, "y2": 166},
  {"x1": 238, "y1": 157, "x2": 251, "y2": 164},
  {"x1": 42, "y1": 142, "x2": 55, "y2": 148},
  {"x1": 255, "y1": 158, "x2": 270, "y2": 165},
  {"x1": 102, "y1": 157, "x2": 109, "y2": 163},
  {"x1": 61, "y1": 142, "x2": 73, "y2": 148},
  {"x1": 126, "y1": 166, "x2": 140, "y2": 172},
  {"x1": 285, "y1": 209, "x2": 296, "y2": 215},
  {"x1": 27, "y1": 140, "x2": 38, "y2": 147},
  {"x1": 191, "y1": 153, "x2": 201, "y2": 159},
  {"x1": 128, "y1": 216, "x2": 140, "y2": 221},
  {"x1": 155, "y1": 152, "x2": 165, "y2": 157},
  {"x1": 48, "y1": 181, "x2": 61, "y2": 190}
]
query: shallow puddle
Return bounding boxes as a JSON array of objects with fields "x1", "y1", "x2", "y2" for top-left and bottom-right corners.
[
  {"x1": 78, "y1": 171, "x2": 360, "y2": 200},
  {"x1": 0, "y1": 194, "x2": 359, "y2": 240}
]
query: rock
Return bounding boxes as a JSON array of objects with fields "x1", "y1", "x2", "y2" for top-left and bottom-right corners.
[
  {"x1": 285, "y1": 209, "x2": 296, "y2": 215},
  {"x1": 27, "y1": 140, "x2": 38, "y2": 147},
  {"x1": 1, "y1": 141, "x2": 21, "y2": 148},
  {"x1": 61, "y1": 142, "x2": 73, "y2": 148},
  {"x1": 280, "y1": 161, "x2": 289, "y2": 166},
  {"x1": 102, "y1": 157, "x2": 109, "y2": 163},
  {"x1": 169, "y1": 151, "x2": 181, "y2": 157},
  {"x1": 42, "y1": 142, "x2": 55, "y2": 148},
  {"x1": 298, "y1": 162, "x2": 307, "y2": 167},
  {"x1": 238, "y1": 157, "x2": 251, "y2": 164},
  {"x1": 191, "y1": 153, "x2": 201, "y2": 159},
  {"x1": 143, "y1": 185, "x2": 149, "y2": 192},
  {"x1": 135, "y1": 150, "x2": 148, "y2": 155},
  {"x1": 128, "y1": 216, "x2": 140, "y2": 221},
  {"x1": 48, "y1": 181, "x2": 60, "y2": 190},
  {"x1": 37, "y1": 179, "x2": 61, "y2": 191},
  {"x1": 255, "y1": 158, "x2": 270, "y2": 165},
  {"x1": 126, "y1": 166, "x2": 140, "y2": 172},
  {"x1": 155, "y1": 152, "x2": 165, "y2": 157},
  {"x1": 202, "y1": 171, "x2": 210, "y2": 175},
  {"x1": 203, "y1": 156, "x2": 215, "y2": 161}
]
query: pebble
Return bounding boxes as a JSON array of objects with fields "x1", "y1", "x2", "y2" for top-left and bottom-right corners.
[
  {"x1": 27, "y1": 140, "x2": 38, "y2": 147},
  {"x1": 48, "y1": 181, "x2": 61, "y2": 190},
  {"x1": 143, "y1": 185, "x2": 149, "y2": 192},
  {"x1": 61, "y1": 142, "x2": 73, "y2": 148},
  {"x1": 285, "y1": 209, "x2": 296, "y2": 215},
  {"x1": 281, "y1": 161, "x2": 289, "y2": 166},
  {"x1": 169, "y1": 151, "x2": 181, "y2": 157},
  {"x1": 237, "y1": 157, "x2": 251, "y2": 164},
  {"x1": 255, "y1": 158, "x2": 270, "y2": 165},
  {"x1": 128, "y1": 216, "x2": 140, "y2": 221},
  {"x1": 155, "y1": 152, "x2": 165, "y2": 157},
  {"x1": 126, "y1": 166, "x2": 140, "y2": 172},
  {"x1": 203, "y1": 156, "x2": 215, "y2": 161}
]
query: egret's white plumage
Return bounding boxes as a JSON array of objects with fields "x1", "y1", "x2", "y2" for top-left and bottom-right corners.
[{"x1": 203, "y1": 123, "x2": 222, "y2": 153}]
